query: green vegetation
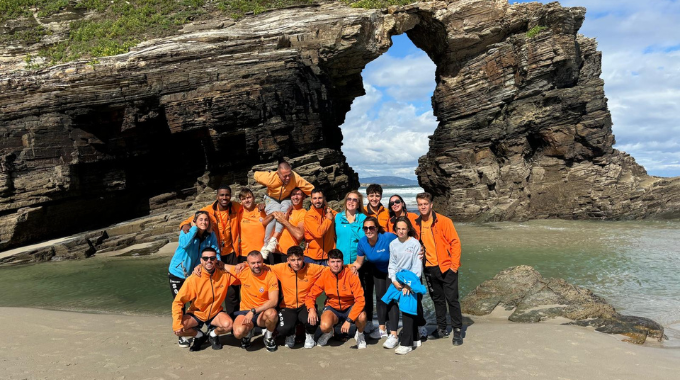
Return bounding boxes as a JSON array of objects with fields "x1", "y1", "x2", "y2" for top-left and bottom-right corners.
[
  {"x1": 526, "y1": 25, "x2": 548, "y2": 38},
  {"x1": 1, "y1": 0, "x2": 418, "y2": 67}
]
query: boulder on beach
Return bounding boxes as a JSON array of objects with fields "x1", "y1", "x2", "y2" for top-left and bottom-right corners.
[{"x1": 461, "y1": 265, "x2": 666, "y2": 344}]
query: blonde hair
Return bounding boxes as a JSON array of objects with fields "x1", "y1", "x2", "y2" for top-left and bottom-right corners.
[{"x1": 342, "y1": 190, "x2": 366, "y2": 214}]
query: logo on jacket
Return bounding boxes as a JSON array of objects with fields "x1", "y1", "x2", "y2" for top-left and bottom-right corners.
[{"x1": 259, "y1": 287, "x2": 264, "y2": 293}]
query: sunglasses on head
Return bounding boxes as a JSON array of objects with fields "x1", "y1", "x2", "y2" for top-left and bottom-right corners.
[
  {"x1": 389, "y1": 199, "x2": 402, "y2": 205},
  {"x1": 362, "y1": 226, "x2": 377, "y2": 232},
  {"x1": 201, "y1": 256, "x2": 217, "y2": 261}
]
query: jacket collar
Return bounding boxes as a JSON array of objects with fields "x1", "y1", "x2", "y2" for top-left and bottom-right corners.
[
  {"x1": 415, "y1": 210, "x2": 438, "y2": 227},
  {"x1": 212, "y1": 200, "x2": 233, "y2": 213},
  {"x1": 366, "y1": 203, "x2": 384, "y2": 216}
]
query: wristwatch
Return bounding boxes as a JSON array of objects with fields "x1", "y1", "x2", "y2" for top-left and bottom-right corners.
[
  {"x1": 250, "y1": 308, "x2": 256, "y2": 314},
  {"x1": 346, "y1": 318, "x2": 354, "y2": 324}
]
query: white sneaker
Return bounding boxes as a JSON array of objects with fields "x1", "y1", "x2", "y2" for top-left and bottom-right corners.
[
  {"x1": 395, "y1": 345, "x2": 413, "y2": 355},
  {"x1": 370, "y1": 328, "x2": 388, "y2": 340},
  {"x1": 355, "y1": 331, "x2": 367, "y2": 349},
  {"x1": 383, "y1": 334, "x2": 399, "y2": 349},
  {"x1": 317, "y1": 331, "x2": 333, "y2": 346},
  {"x1": 284, "y1": 334, "x2": 295, "y2": 348},
  {"x1": 413, "y1": 340, "x2": 422, "y2": 348},
  {"x1": 418, "y1": 326, "x2": 428, "y2": 340},
  {"x1": 260, "y1": 244, "x2": 270, "y2": 260},
  {"x1": 266, "y1": 237, "x2": 278, "y2": 252},
  {"x1": 178, "y1": 336, "x2": 192, "y2": 348},
  {"x1": 304, "y1": 333, "x2": 316, "y2": 349}
]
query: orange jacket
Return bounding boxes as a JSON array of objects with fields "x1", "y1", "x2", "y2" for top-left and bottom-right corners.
[
  {"x1": 270, "y1": 262, "x2": 325, "y2": 309},
  {"x1": 305, "y1": 266, "x2": 365, "y2": 321},
  {"x1": 414, "y1": 212, "x2": 461, "y2": 273},
  {"x1": 386, "y1": 211, "x2": 420, "y2": 238},
  {"x1": 179, "y1": 201, "x2": 242, "y2": 255},
  {"x1": 253, "y1": 170, "x2": 315, "y2": 201},
  {"x1": 304, "y1": 207, "x2": 337, "y2": 261},
  {"x1": 276, "y1": 205, "x2": 307, "y2": 254},
  {"x1": 366, "y1": 204, "x2": 389, "y2": 230},
  {"x1": 171, "y1": 268, "x2": 238, "y2": 331}
]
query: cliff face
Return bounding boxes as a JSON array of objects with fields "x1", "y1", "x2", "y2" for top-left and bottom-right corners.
[{"x1": 1, "y1": 0, "x2": 679, "y2": 252}]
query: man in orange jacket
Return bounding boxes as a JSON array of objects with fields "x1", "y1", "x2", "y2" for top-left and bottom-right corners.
[
  {"x1": 179, "y1": 185, "x2": 242, "y2": 316},
  {"x1": 303, "y1": 188, "x2": 337, "y2": 265},
  {"x1": 413, "y1": 192, "x2": 464, "y2": 346},
  {"x1": 172, "y1": 247, "x2": 238, "y2": 351},
  {"x1": 269, "y1": 246, "x2": 325, "y2": 349},
  {"x1": 305, "y1": 249, "x2": 367, "y2": 349},
  {"x1": 254, "y1": 161, "x2": 315, "y2": 257}
]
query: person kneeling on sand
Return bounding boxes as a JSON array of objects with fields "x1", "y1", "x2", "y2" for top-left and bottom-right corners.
[
  {"x1": 225, "y1": 250, "x2": 280, "y2": 352},
  {"x1": 254, "y1": 161, "x2": 314, "y2": 257},
  {"x1": 172, "y1": 247, "x2": 237, "y2": 352},
  {"x1": 305, "y1": 249, "x2": 367, "y2": 349}
]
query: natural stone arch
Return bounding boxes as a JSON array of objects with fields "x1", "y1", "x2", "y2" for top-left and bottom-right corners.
[{"x1": 1, "y1": 1, "x2": 679, "y2": 252}]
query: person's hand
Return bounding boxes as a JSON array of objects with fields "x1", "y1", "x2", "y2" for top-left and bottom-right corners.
[
  {"x1": 191, "y1": 221, "x2": 196, "y2": 228},
  {"x1": 308, "y1": 308, "x2": 318, "y2": 326},
  {"x1": 174, "y1": 328, "x2": 184, "y2": 336},
  {"x1": 192, "y1": 264, "x2": 202, "y2": 277},
  {"x1": 341, "y1": 320, "x2": 351, "y2": 334},
  {"x1": 181, "y1": 224, "x2": 191, "y2": 233},
  {"x1": 418, "y1": 245, "x2": 424, "y2": 260},
  {"x1": 284, "y1": 207, "x2": 293, "y2": 219},
  {"x1": 257, "y1": 203, "x2": 265, "y2": 212},
  {"x1": 393, "y1": 281, "x2": 402, "y2": 291},
  {"x1": 349, "y1": 264, "x2": 359, "y2": 275},
  {"x1": 235, "y1": 263, "x2": 247, "y2": 274},
  {"x1": 243, "y1": 311, "x2": 254, "y2": 326},
  {"x1": 402, "y1": 287, "x2": 411, "y2": 296},
  {"x1": 272, "y1": 211, "x2": 286, "y2": 223},
  {"x1": 325, "y1": 208, "x2": 334, "y2": 219}
]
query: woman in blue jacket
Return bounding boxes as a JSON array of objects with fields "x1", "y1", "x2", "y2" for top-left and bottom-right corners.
[
  {"x1": 168, "y1": 210, "x2": 221, "y2": 299},
  {"x1": 334, "y1": 190, "x2": 367, "y2": 265}
]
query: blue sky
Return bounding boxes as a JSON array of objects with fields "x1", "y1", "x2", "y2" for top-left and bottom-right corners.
[{"x1": 341, "y1": 0, "x2": 680, "y2": 180}]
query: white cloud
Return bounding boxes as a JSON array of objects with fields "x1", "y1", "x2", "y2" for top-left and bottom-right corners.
[{"x1": 362, "y1": 54, "x2": 437, "y2": 102}]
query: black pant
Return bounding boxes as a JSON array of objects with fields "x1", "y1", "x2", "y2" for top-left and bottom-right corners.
[
  {"x1": 222, "y1": 252, "x2": 240, "y2": 316},
  {"x1": 373, "y1": 270, "x2": 399, "y2": 332},
  {"x1": 168, "y1": 273, "x2": 186, "y2": 313},
  {"x1": 269, "y1": 252, "x2": 287, "y2": 265},
  {"x1": 359, "y1": 262, "x2": 375, "y2": 322},
  {"x1": 277, "y1": 306, "x2": 317, "y2": 336},
  {"x1": 424, "y1": 266, "x2": 462, "y2": 330},
  {"x1": 401, "y1": 294, "x2": 424, "y2": 346}
]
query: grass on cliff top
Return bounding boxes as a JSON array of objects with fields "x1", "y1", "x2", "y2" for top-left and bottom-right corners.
[{"x1": 3, "y1": 0, "x2": 416, "y2": 68}]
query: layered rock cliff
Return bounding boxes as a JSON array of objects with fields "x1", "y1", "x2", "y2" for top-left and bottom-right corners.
[{"x1": 1, "y1": 0, "x2": 679, "y2": 253}]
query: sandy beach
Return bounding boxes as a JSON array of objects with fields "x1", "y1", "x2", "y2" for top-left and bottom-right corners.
[{"x1": 2, "y1": 307, "x2": 678, "y2": 380}]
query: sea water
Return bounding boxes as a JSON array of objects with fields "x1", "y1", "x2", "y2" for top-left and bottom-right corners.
[{"x1": 0, "y1": 187, "x2": 679, "y2": 345}]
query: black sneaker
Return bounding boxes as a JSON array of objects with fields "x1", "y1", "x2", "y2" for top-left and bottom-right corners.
[
  {"x1": 264, "y1": 336, "x2": 278, "y2": 352},
  {"x1": 190, "y1": 334, "x2": 208, "y2": 352},
  {"x1": 240, "y1": 336, "x2": 252, "y2": 349},
  {"x1": 209, "y1": 334, "x2": 223, "y2": 350},
  {"x1": 429, "y1": 328, "x2": 450, "y2": 339},
  {"x1": 452, "y1": 328, "x2": 463, "y2": 346},
  {"x1": 178, "y1": 336, "x2": 191, "y2": 348}
]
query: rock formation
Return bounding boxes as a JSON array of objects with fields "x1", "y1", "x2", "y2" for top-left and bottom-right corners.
[
  {"x1": 461, "y1": 265, "x2": 667, "y2": 344},
  {"x1": 1, "y1": 0, "x2": 680, "y2": 253}
]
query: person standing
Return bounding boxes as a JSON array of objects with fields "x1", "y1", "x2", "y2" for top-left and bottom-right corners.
[
  {"x1": 386, "y1": 194, "x2": 419, "y2": 234},
  {"x1": 365, "y1": 184, "x2": 389, "y2": 229},
  {"x1": 271, "y1": 187, "x2": 307, "y2": 264},
  {"x1": 303, "y1": 188, "x2": 337, "y2": 265},
  {"x1": 238, "y1": 188, "x2": 274, "y2": 262},
  {"x1": 351, "y1": 216, "x2": 399, "y2": 344},
  {"x1": 387, "y1": 217, "x2": 425, "y2": 355},
  {"x1": 254, "y1": 162, "x2": 314, "y2": 256},
  {"x1": 414, "y1": 192, "x2": 463, "y2": 345}
]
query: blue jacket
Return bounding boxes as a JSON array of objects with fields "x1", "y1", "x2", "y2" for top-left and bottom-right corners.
[
  {"x1": 335, "y1": 212, "x2": 367, "y2": 265},
  {"x1": 381, "y1": 269, "x2": 426, "y2": 315},
  {"x1": 168, "y1": 226, "x2": 221, "y2": 279}
]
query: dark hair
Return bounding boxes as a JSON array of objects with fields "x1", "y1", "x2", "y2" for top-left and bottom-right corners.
[
  {"x1": 290, "y1": 187, "x2": 304, "y2": 196},
  {"x1": 387, "y1": 194, "x2": 409, "y2": 219},
  {"x1": 247, "y1": 250, "x2": 262, "y2": 258},
  {"x1": 239, "y1": 187, "x2": 254, "y2": 199},
  {"x1": 393, "y1": 216, "x2": 416, "y2": 238},
  {"x1": 217, "y1": 184, "x2": 231, "y2": 193},
  {"x1": 287, "y1": 246, "x2": 304, "y2": 258},
  {"x1": 363, "y1": 216, "x2": 385, "y2": 234},
  {"x1": 201, "y1": 247, "x2": 217, "y2": 255},
  {"x1": 366, "y1": 184, "x2": 383, "y2": 196},
  {"x1": 415, "y1": 192, "x2": 433, "y2": 203},
  {"x1": 328, "y1": 248, "x2": 344, "y2": 261},
  {"x1": 310, "y1": 187, "x2": 324, "y2": 196},
  {"x1": 278, "y1": 161, "x2": 291, "y2": 170}
]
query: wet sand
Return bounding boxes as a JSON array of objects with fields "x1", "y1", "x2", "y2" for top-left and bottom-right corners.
[{"x1": 2, "y1": 307, "x2": 678, "y2": 380}]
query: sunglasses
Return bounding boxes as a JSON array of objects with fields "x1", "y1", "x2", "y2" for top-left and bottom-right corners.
[
  {"x1": 389, "y1": 199, "x2": 402, "y2": 206},
  {"x1": 362, "y1": 226, "x2": 377, "y2": 232},
  {"x1": 347, "y1": 198, "x2": 359, "y2": 203},
  {"x1": 201, "y1": 256, "x2": 217, "y2": 262}
]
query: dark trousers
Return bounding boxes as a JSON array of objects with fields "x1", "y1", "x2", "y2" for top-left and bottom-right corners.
[
  {"x1": 424, "y1": 266, "x2": 462, "y2": 330},
  {"x1": 277, "y1": 306, "x2": 317, "y2": 336},
  {"x1": 269, "y1": 252, "x2": 287, "y2": 265},
  {"x1": 222, "y1": 252, "x2": 240, "y2": 316},
  {"x1": 374, "y1": 270, "x2": 399, "y2": 331},
  {"x1": 401, "y1": 294, "x2": 424, "y2": 346},
  {"x1": 359, "y1": 262, "x2": 375, "y2": 322},
  {"x1": 168, "y1": 273, "x2": 186, "y2": 313}
]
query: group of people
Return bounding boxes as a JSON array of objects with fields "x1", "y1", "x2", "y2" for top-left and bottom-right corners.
[{"x1": 169, "y1": 162, "x2": 463, "y2": 355}]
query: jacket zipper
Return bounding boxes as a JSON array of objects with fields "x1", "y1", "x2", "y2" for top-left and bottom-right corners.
[{"x1": 336, "y1": 272, "x2": 342, "y2": 310}]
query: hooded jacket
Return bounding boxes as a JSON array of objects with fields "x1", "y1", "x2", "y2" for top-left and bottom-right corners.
[{"x1": 168, "y1": 226, "x2": 221, "y2": 279}]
